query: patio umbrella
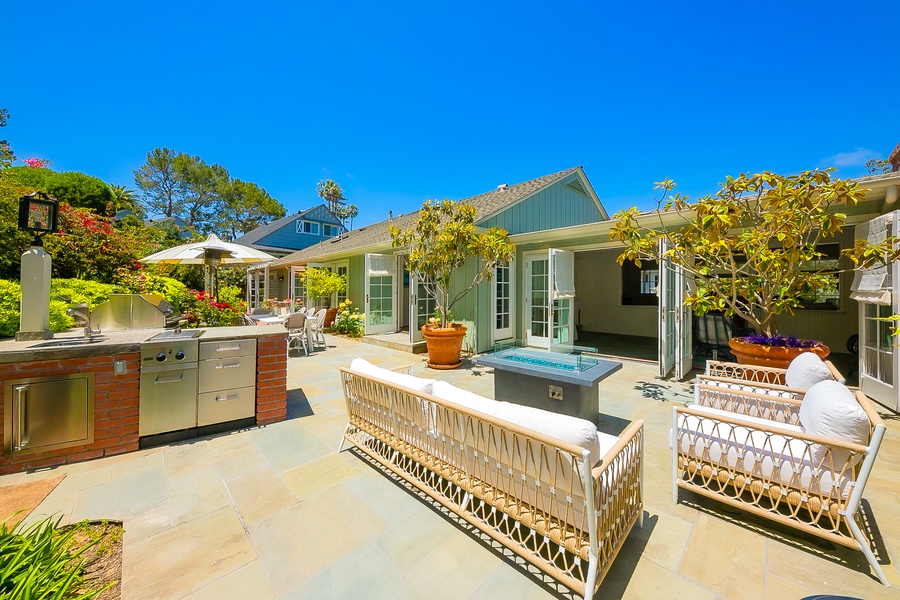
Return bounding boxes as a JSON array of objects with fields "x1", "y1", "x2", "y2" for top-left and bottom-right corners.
[{"x1": 140, "y1": 233, "x2": 275, "y2": 298}]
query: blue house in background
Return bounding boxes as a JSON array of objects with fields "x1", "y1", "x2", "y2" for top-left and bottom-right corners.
[{"x1": 232, "y1": 204, "x2": 346, "y2": 257}]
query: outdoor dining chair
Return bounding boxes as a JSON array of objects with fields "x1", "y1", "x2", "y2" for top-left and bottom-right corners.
[
  {"x1": 308, "y1": 309, "x2": 328, "y2": 349},
  {"x1": 284, "y1": 311, "x2": 309, "y2": 356}
]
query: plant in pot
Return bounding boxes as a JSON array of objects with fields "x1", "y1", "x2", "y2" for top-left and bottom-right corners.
[
  {"x1": 611, "y1": 169, "x2": 897, "y2": 368},
  {"x1": 305, "y1": 267, "x2": 347, "y2": 327},
  {"x1": 390, "y1": 199, "x2": 515, "y2": 369}
]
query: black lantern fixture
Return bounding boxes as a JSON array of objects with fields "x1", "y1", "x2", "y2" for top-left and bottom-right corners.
[{"x1": 18, "y1": 191, "x2": 59, "y2": 245}]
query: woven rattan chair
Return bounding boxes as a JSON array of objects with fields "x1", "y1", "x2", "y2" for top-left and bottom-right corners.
[
  {"x1": 672, "y1": 384, "x2": 888, "y2": 586},
  {"x1": 308, "y1": 309, "x2": 327, "y2": 349},
  {"x1": 704, "y1": 357, "x2": 845, "y2": 386}
]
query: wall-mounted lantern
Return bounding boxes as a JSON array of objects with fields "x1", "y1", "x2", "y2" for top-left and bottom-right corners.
[{"x1": 18, "y1": 191, "x2": 59, "y2": 245}]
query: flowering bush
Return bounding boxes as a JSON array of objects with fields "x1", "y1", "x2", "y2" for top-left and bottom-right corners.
[
  {"x1": 738, "y1": 334, "x2": 824, "y2": 349},
  {"x1": 331, "y1": 300, "x2": 364, "y2": 338},
  {"x1": 175, "y1": 286, "x2": 246, "y2": 327},
  {"x1": 23, "y1": 157, "x2": 52, "y2": 169}
]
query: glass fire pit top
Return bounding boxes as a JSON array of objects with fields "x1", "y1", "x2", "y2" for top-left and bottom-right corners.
[{"x1": 492, "y1": 340, "x2": 600, "y2": 373}]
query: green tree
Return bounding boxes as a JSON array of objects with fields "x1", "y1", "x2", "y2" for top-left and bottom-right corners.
[
  {"x1": 133, "y1": 147, "x2": 187, "y2": 219},
  {"x1": 0, "y1": 108, "x2": 14, "y2": 169},
  {"x1": 109, "y1": 184, "x2": 143, "y2": 217},
  {"x1": 218, "y1": 178, "x2": 286, "y2": 240},
  {"x1": 865, "y1": 158, "x2": 892, "y2": 175},
  {"x1": 611, "y1": 170, "x2": 899, "y2": 336},
  {"x1": 9, "y1": 167, "x2": 114, "y2": 214},
  {"x1": 390, "y1": 200, "x2": 515, "y2": 328},
  {"x1": 0, "y1": 169, "x2": 33, "y2": 278},
  {"x1": 317, "y1": 179, "x2": 347, "y2": 215}
]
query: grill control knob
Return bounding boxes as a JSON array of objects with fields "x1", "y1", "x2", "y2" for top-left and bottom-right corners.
[
  {"x1": 175, "y1": 351, "x2": 186, "y2": 361},
  {"x1": 156, "y1": 352, "x2": 168, "y2": 362}
]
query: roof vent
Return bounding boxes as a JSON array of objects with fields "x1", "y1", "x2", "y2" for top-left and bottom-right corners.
[{"x1": 497, "y1": 184, "x2": 509, "y2": 190}]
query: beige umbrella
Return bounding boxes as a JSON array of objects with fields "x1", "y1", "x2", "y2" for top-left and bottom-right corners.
[{"x1": 140, "y1": 234, "x2": 275, "y2": 298}]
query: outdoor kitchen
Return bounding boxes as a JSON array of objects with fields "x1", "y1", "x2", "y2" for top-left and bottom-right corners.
[{"x1": 0, "y1": 317, "x2": 287, "y2": 475}]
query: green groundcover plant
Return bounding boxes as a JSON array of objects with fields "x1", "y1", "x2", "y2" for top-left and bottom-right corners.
[{"x1": 0, "y1": 515, "x2": 113, "y2": 599}]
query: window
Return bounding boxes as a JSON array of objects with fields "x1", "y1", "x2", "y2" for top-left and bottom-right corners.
[
  {"x1": 323, "y1": 224, "x2": 343, "y2": 237},
  {"x1": 336, "y1": 264, "x2": 348, "y2": 305},
  {"x1": 296, "y1": 220, "x2": 320, "y2": 235},
  {"x1": 621, "y1": 260, "x2": 659, "y2": 306},
  {"x1": 797, "y1": 243, "x2": 841, "y2": 310}
]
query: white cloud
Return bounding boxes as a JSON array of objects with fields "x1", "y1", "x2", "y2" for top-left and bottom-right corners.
[
  {"x1": 345, "y1": 172, "x2": 356, "y2": 179},
  {"x1": 819, "y1": 148, "x2": 880, "y2": 169}
]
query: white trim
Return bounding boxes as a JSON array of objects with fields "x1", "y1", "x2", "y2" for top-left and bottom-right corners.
[
  {"x1": 492, "y1": 261, "x2": 515, "y2": 342},
  {"x1": 296, "y1": 220, "x2": 320, "y2": 235}
]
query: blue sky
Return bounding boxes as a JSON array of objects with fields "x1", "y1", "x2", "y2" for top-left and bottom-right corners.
[{"x1": 3, "y1": 1, "x2": 898, "y2": 228}]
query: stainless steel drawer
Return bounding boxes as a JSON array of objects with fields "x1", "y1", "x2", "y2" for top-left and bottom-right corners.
[
  {"x1": 198, "y1": 355, "x2": 257, "y2": 393},
  {"x1": 197, "y1": 385, "x2": 255, "y2": 426},
  {"x1": 199, "y1": 339, "x2": 257, "y2": 360},
  {"x1": 139, "y1": 366, "x2": 198, "y2": 436}
]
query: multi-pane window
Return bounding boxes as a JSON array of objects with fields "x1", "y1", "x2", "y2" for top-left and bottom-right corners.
[
  {"x1": 296, "y1": 220, "x2": 320, "y2": 235},
  {"x1": 797, "y1": 243, "x2": 840, "y2": 310},
  {"x1": 336, "y1": 264, "x2": 348, "y2": 305},
  {"x1": 863, "y1": 303, "x2": 894, "y2": 386},
  {"x1": 495, "y1": 264, "x2": 510, "y2": 330},
  {"x1": 323, "y1": 224, "x2": 343, "y2": 237},
  {"x1": 640, "y1": 269, "x2": 660, "y2": 294}
]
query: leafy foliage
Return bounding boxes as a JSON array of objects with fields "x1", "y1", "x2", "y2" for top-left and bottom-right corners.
[
  {"x1": 9, "y1": 167, "x2": 115, "y2": 214},
  {"x1": 0, "y1": 280, "x2": 77, "y2": 336},
  {"x1": 391, "y1": 199, "x2": 515, "y2": 328},
  {"x1": 218, "y1": 178, "x2": 285, "y2": 240},
  {"x1": 331, "y1": 300, "x2": 364, "y2": 337},
  {"x1": 0, "y1": 170, "x2": 33, "y2": 279},
  {"x1": 175, "y1": 286, "x2": 246, "y2": 327},
  {"x1": 0, "y1": 108, "x2": 15, "y2": 168},
  {"x1": 611, "y1": 170, "x2": 899, "y2": 336},
  {"x1": 305, "y1": 267, "x2": 347, "y2": 305},
  {"x1": 865, "y1": 158, "x2": 892, "y2": 176},
  {"x1": 115, "y1": 272, "x2": 186, "y2": 308},
  {"x1": 50, "y1": 279, "x2": 117, "y2": 309},
  {"x1": 0, "y1": 515, "x2": 113, "y2": 600}
]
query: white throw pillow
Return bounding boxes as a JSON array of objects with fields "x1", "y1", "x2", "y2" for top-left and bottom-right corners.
[
  {"x1": 348, "y1": 358, "x2": 436, "y2": 394},
  {"x1": 785, "y1": 352, "x2": 833, "y2": 390},
  {"x1": 431, "y1": 381, "x2": 501, "y2": 417},
  {"x1": 799, "y1": 380, "x2": 870, "y2": 466},
  {"x1": 492, "y1": 402, "x2": 604, "y2": 466}
]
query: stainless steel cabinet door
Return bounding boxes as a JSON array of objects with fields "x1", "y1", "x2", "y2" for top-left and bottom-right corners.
[
  {"x1": 197, "y1": 385, "x2": 255, "y2": 426},
  {"x1": 4, "y1": 374, "x2": 94, "y2": 455},
  {"x1": 139, "y1": 367, "x2": 198, "y2": 436},
  {"x1": 198, "y1": 356, "x2": 257, "y2": 393}
]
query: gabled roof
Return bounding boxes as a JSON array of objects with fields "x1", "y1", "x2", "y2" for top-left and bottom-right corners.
[
  {"x1": 232, "y1": 204, "x2": 340, "y2": 247},
  {"x1": 269, "y1": 167, "x2": 586, "y2": 268}
]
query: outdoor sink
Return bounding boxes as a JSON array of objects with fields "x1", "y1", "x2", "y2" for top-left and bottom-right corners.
[
  {"x1": 148, "y1": 330, "x2": 204, "y2": 340},
  {"x1": 33, "y1": 338, "x2": 105, "y2": 348}
]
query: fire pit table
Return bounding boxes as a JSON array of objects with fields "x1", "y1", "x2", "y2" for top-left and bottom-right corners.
[{"x1": 472, "y1": 341, "x2": 622, "y2": 423}]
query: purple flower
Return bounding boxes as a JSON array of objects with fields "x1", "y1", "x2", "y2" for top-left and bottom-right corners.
[{"x1": 739, "y1": 334, "x2": 823, "y2": 348}]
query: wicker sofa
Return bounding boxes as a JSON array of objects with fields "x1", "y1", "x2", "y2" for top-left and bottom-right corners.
[
  {"x1": 673, "y1": 378, "x2": 888, "y2": 586},
  {"x1": 338, "y1": 358, "x2": 645, "y2": 598}
]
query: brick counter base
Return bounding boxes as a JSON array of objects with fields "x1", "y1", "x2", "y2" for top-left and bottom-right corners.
[
  {"x1": 256, "y1": 334, "x2": 288, "y2": 425},
  {"x1": 0, "y1": 353, "x2": 141, "y2": 476}
]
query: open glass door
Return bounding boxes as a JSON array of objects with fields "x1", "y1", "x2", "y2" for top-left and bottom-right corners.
[
  {"x1": 658, "y1": 240, "x2": 676, "y2": 378},
  {"x1": 492, "y1": 263, "x2": 514, "y2": 341},
  {"x1": 550, "y1": 249, "x2": 575, "y2": 349},
  {"x1": 410, "y1": 275, "x2": 437, "y2": 343},
  {"x1": 248, "y1": 270, "x2": 260, "y2": 308},
  {"x1": 853, "y1": 212, "x2": 899, "y2": 409},
  {"x1": 674, "y1": 264, "x2": 693, "y2": 379},
  {"x1": 365, "y1": 253, "x2": 396, "y2": 335},
  {"x1": 525, "y1": 249, "x2": 575, "y2": 348}
]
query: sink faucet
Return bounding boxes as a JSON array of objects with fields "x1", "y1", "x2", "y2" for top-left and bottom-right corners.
[{"x1": 67, "y1": 305, "x2": 101, "y2": 339}]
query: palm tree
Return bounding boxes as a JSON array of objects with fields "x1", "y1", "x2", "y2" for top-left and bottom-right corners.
[{"x1": 110, "y1": 184, "x2": 143, "y2": 217}]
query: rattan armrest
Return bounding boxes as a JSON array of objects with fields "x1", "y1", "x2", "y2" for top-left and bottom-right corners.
[
  {"x1": 694, "y1": 383, "x2": 803, "y2": 425},
  {"x1": 389, "y1": 364, "x2": 415, "y2": 375}
]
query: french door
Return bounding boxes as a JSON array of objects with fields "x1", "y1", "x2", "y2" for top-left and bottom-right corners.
[
  {"x1": 658, "y1": 240, "x2": 693, "y2": 379},
  {"x1": 365, "y1": 253, "x2": 396, "y2": 334},
  {"x1": 410, "y1": 275, "x2": 437, "y2": 343},
  {"x1": 493, "y1": 263, "x2": 514, "y2": 341},
  {"x1": 525, "y1": 249, "x2": 575, "y2": 348},
  {"x1": 855, "y1": 211, "x2": 899, "y2": 409}
]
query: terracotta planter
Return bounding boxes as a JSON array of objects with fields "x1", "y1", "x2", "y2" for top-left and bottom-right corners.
[
  {"x1": 324, "y1": 307, "x2": 338, "y2": 328},
  {"x1": 421, "y1": 323, "x2": 467, "y2": 370},
  {"x1": 728, "y1": 338, "x2": 830, "y2": 369}
]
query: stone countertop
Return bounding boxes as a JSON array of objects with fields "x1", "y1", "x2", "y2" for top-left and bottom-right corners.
[{"x1": 0, "y1": 326, "x2": 287, "y2": 364}]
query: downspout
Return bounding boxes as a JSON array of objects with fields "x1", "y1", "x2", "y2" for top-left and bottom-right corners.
[{"x1": 883, "y1": 185, "x2": 898, "y2": 214}]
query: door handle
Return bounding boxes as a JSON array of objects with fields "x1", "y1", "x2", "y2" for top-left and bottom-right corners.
[
  {"x1": 214, "y1": 393, "x2": 241, "y2": 402},
  {"x1": 215, "y1": 362, "x2": 241, "y2": 369},
  {"x1": 216, "y1": 346, "x2": 241, "y2": 352},
  {"x1": 13, "y1": 385, "x2": 28, "y2": 451},
  {"x1": 154, "y1": 374, "x2": 184, "y2": 384}
]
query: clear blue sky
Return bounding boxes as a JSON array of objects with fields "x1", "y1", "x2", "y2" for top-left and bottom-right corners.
[{"x1": 3, "y1": 1, "x2": 898, "y2": 228}]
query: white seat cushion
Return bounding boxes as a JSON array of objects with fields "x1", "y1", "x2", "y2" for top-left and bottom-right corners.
[
  {"x1": 785, "y1": 352, "x2": 833, "y2": 390},
  {"x1": 674, "y1": 404, "x2": 852, "y2": 498},
  {"x1": 799, "y1": 380, "x2": 870, "y2": 466},
  {"x1": 348, "y1": 358, "x2": 436, "y2": 394}
]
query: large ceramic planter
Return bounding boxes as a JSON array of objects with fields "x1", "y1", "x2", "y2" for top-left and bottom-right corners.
[
  {"x1": 421, "y1": 323, "x2": 467, "y2": 370},
  {"x1": 324, "y1": 307, "x2": 338, "y2": 328},
  {"x1": 728, "y1": 338, "x2": 830, "y2": 369}
]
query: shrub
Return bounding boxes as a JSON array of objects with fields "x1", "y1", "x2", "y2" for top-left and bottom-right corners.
[
  {"x1": 0, "y1": 280, "x2": 74, "y2": 336},
  {"x1": 331, "y1": 300, "x2": 364, "y2": 338},
  {"x1": 50, "y1": 279, "x2": 117, "y2": 309},
  {"x1": 0, "y1": 515, "x2": 112, "y2": 599},
  {"x1": 115, "y1": 272, "x2": 187, "y2": 309},
  {"x1": 176, "y1": 286, "x2": 246, "y2": 327}
]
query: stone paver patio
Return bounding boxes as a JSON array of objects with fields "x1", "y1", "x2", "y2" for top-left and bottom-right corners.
[{"x1": 4, "y1": 335, "x2": 900, "y2": 599}]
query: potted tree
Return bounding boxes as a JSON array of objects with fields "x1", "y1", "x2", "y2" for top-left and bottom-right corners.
[
  {"x1": 391, "y1": 199, "x2": 515, "y2": 369},
  {"x1": 611, "y1": 169, "x2": 896, "y2": 367},
  {"x1": 305, "y1": 267, "x2": 347, "y2": 327}
]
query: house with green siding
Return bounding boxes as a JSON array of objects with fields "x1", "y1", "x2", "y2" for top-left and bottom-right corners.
[{"x1": 251, "y1": 166, "x2": 900, "y2": 398}]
